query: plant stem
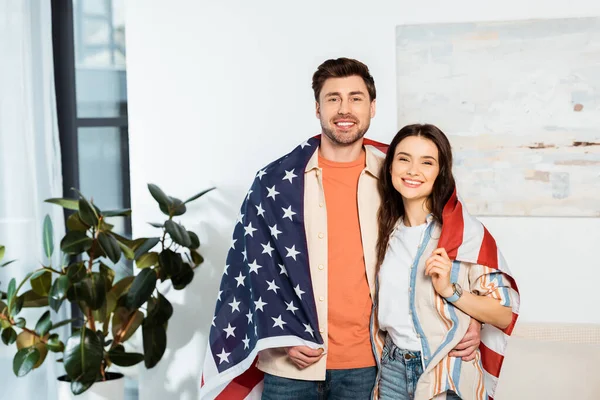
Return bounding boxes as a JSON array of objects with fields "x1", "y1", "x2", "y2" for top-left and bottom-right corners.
[
  {"x1": 0, "y1": 313, "x2": 47, "y2": 343},
  {"x1": 88, "y1": 228, "x2": 98, "y2": 273},
  {"x1": 87, "y1": 309, "x2": 96, "y2": 333},
  {"x1": 110, "y1": 311, "x2": 138, "y2": 350}
]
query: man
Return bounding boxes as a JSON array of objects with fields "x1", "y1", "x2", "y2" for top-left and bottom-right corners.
[{"x1": 201, "y1": 58, "x2": 480, "y2": 399}]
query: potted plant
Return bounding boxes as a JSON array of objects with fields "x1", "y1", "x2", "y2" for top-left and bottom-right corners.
[{"x1": 0, "y1": 183, "x2": 214, "y2": 399}]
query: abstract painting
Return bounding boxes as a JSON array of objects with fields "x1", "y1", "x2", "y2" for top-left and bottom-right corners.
[{"x1": 396, "y1": 18, "x2": 600, "y2": 216}]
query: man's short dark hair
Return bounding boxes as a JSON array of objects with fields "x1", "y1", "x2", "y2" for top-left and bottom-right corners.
[{"x1": 312, "y1": 58, "x2": 376, "y2": 102}]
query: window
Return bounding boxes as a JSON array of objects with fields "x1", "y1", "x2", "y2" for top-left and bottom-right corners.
[{"x1": 51, "y1": 1, "x2": 136, "y2": 398}]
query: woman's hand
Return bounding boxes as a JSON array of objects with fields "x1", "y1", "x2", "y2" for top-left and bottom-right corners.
[{"x1": 425, "y1": 248, "x2": 454, "y2": 298}]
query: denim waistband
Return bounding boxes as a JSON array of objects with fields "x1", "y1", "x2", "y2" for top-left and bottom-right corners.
[{"x1": 383, "y1": 333, "x2": 422, "y2": 362}]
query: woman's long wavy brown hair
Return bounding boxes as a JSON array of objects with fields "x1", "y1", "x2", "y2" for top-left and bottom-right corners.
[{"x1": 375, "y1": 124, "x2": 456, "y2": 270}]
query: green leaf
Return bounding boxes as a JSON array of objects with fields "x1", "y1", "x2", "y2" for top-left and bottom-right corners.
[
  {"x1": 0, "y1": 260, "x2": 16, "y2": 268},
  {"x1": 102, "y1": 208, "x2": 132, "y2": 217},
  {"x1": 66, "y1": 212, "x2": 89, "y2": 232},
  {"x1": 133, "y1": 237, "x2": 160, "y2": 259},
  {"x1": 109, "y1": 276, "x2": 134, "y2": 300},
  {"x1": 142, "y1": 323, "x2": 166, "y2": 368},
  {"x1": 164, "y1": 220, "x2": 192, "y2": 247},
  {"x1": 190, "y1": 250, "x2": 204, "y2": 266},
  {"x1": 10, "y1": 296, "x2": 25, "y2": 317},
  {"x1": 71, "y1": 380, "x2": 95, "y2": 396},
  {"x1": 63, "y1": 328, "x2": 103, "y2": 388},
  {"x1": 146, "y1": 292, "x2": 173, "y2": 326},
  {"x1": 45, "y1": 198, "x2": 79, "y2": 210},
  {"x1": 171, "y1": 263, "x2": 194, "y2": 290},
  {"x1": 125, "y1": 268, "x2": 157, "y2": 309},
  {"x1": 46, "y1": 334, "x2": 65, "y2": 352},
  {"x1": 66, "y1": 262, "x2": 87, "y2": 282},
  {"x1": 7, "y1": 278, "x2": 16, "y2": 310},
  {"x1": 99, "y1": 263, "x2": 115, "y2": 287},
  {"x1": 49, "y1": 275, "x2": 71, "y2": 312},
  {"x1": 147, "y1": 184, "x2": 172, "y2": 215},
  {"x1": 73, "y1": 273, "x2": 106, "y2": 310},
  {"x1": 158, "y1": 250, "x2": 182, "y2": 278},
  {"x1": 13, "y1": 347, "x2": 41, "y2": 377},
  {"x1": 78, "y1": 196, "x2": 99, "y2": 227},
  {"x1": 2, "y1": 327, "x2": 17, "y2": 345},
  {"x1": 165, "y1": 197, "x2": 186, "y2": 216},
  {"x1": 0, "y1": 300, "x2": 6, "y2": 314},
  {"x1": 184, "y1": 187, "x2": 216, "y2": 204},
  {"x1": 112, "y1": 308, "x2": 144, "y2": 343},
  {"x1": 187, "y1": 231, "x2": 200, "y2": 250},
  {"x1": 135, "y1": 252, "x2": 158, "y2": 269},
  {"x1": 31, "y1": 270, "x2": 52, "y2": 297},
  {"x1": 108, "y1": 345, "x2": 144, "y2": 367},
  {"x1": 60, "y1": 231, "x2": 93, "y2": 255},
  {"x1": 15, "y1": 318, "x2": 26, "y2": 328},
  {"x1": 98, "y1": 232, "x2": 121, "y2": 264},
  {"x1": 34, "y1": 311, "x2": 52, "y2": 337},
  {"x1": 21, "y1": 290, "x2": 49, "y2": 308},
  {"x1": 148, "y1": 222, "x2": 164, "y2": 228},
  {"x1": 0, "y1": 245, "x2": 4, "y2": 262},
  {"x1": 117, "y1": 241, "x2": 135, "y2": 260},
  {"x1": 43, "y1": 215, "x2": 54, "y2": 259},
  {"x1": 50, "y1": 318, "x2": 80, "y2": 332}
]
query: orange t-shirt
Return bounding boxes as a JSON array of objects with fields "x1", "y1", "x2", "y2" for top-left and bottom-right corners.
[{"x1": 319, "y1": 150, "x2": 376, "y2": 369}]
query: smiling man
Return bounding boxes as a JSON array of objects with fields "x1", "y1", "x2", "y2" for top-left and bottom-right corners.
[{"x1": 202, "y1": 58, "x2": 481, "y2": 400}]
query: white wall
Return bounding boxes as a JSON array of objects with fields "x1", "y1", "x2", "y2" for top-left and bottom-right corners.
[{"x1": 125, "y1": 1, "x2": 600, "y2": 398}]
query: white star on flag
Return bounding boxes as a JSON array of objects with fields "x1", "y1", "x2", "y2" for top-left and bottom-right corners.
[
  {"x1": 246, "y1": 190, "x2": 253, "y2": 200},
  {"x1": 254, "y1": 297, "x2": 267, "y2": 312},
  {"x1": 244, "y1": 222, "x2": 257, "y2": 237},
  {"x1": 282, "y1": 169, "x2": 298, "y2": 184},
  {"x1": 285, "y1": 300, "x2": 299, "y2": 314},
  {"x1": 272, "y1": 315, "x2": 287, "y2": 330},
  {"x1": 261, "y1": 242, "x2": 274, "y2": 257},
  {"x1": 279, "y1": 263, "x2": 288, "y2": 276},
  {"x1": 236, "y1": 212, "x2": 244, "y2": 225},
  {"x1": 266, "y1": 279, "x2": 280, "y2": 294},
  {"x1": 303, "y1": 323, "x2": 315, "y2": 337},
  {"x1": 248, "y1": 259, "x2": 262, "y2": 274},
  {"x1": 286, "y1": 245, "x2": 300, "y2": 261},
  {"x1": 223, "y1": 264, "x2": 229, "y2": 275},
  {"x1": 300, "y1": 140, "x2": 311, "y2": 149},
  {"x1": 282, "y1": 205, "x2": 296, "y2": 221},
  {"x1": 256, "y1": 169, "x2": 267, "y2": 180},
  {"x1": 217, "y1": 348, "x2": 231, "y2": 364},
  {"x1": 211, "y1": 316, "x2": 216, "y2": 327},
  {"x1": 242, "y1": 335, "x2": 250, "y2": 349},
  {"x1": 266, "y1": 185, "x2": 280, "y2": 200},
  {"x1": 246, "y1": 310, "x2": 253, "y2": 324},
  {"x1": 230, "y1": 239, "x2": 237, "y2": 250},
  {"x1": 228, "y1": 297, "x2": 241, "y2": 313},
  {"x1": 223, "y1": 323, "x2": 236, "y2": 338},
  {"x1": 241, "y1": 249, "x2": 248, "y2": 261},
  {"x1": 234, "y1": 272, "x2": 246, "y2": 287},
  {"x1": 269, "y1": 224, "x2": 282, "y2": 240},
  {"x1": 255, "y1": 203, "x2": 265, "y2": 217},
  {"x1": 217, "y1": 290, "x2": 223, "y2": 301},
  {"x1": 294, "y1": 284, "x2": 305, "y2": 300}
]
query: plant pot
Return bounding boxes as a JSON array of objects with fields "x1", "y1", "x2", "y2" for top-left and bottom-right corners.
[{"x1": 57, "y1": 372, "x2": 124, "y2": 400}]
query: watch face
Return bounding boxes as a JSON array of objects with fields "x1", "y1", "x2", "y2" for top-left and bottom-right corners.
[{"x1": 454, "y1": 283, "x2": 463, "y2": 296}]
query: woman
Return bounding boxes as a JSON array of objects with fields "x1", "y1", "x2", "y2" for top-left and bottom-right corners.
[{"x1": 373, "y1": 124, "x2": 518, "y2": 400}]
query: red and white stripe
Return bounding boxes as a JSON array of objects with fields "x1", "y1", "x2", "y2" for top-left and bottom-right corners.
[{"x1": 439, "y1": 191, "x2": 520, "y2": 400}]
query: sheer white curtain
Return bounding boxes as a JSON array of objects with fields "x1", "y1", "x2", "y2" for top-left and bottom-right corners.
[{"x1": 0, "y1": 1, "x2": 67, "y2": 399}]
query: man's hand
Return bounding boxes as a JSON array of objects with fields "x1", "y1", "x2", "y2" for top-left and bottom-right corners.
[
  {"x1": 285, "y1": 346, "x2": 324, "y2": 369},
  {"x1": 449, "y1": 318, "x2": 481, "y2": 361}
]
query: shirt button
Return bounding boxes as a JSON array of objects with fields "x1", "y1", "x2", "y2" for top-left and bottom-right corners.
[
  {"x1": 318, "y1": 232, "x2": 324, "y2": 239},
  {"x1": 319, "y1": 203, "x2": 324, "y2": 208},
  {"x1": 319, "y1": 328, "x2": 324, "y2": 333},
  {"x1": 319, "y1": 296, "x2": 325, "y2": 302},
  {"x1": 318, "y1": 264, "x2": 324, "y2": 270}
]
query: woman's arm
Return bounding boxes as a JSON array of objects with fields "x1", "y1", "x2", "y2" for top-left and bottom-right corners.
[{"x1": 425, "y1": 248, "x2": 513, "y2": 329}]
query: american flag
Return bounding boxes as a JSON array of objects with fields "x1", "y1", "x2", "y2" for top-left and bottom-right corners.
[
  {"x1": 200, "y1": 137, "x2": 519, "y2": 400},
  {"x1": 438, "y1": 191, "x2": 520, "y2": 400},
  {"x1": 200, "y1": 137, "x2": 325, "y2": 399}
]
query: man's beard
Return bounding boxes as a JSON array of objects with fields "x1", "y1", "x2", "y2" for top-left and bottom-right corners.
[{"x1": 320, "y1": 120, "x2": 370, "y2": 146}]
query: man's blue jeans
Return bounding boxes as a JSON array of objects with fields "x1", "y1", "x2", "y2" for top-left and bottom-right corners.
[
  {"x1": 262, "y1": 366, "x2": 377, "y2": 400},
  {"x1": 379, "y1": 335, "x2": 462, "y2": 400}
]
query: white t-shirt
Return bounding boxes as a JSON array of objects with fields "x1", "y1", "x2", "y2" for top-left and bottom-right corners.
[{"x1": 378, "y1": 220, "x2": 428, "y2": 351}]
